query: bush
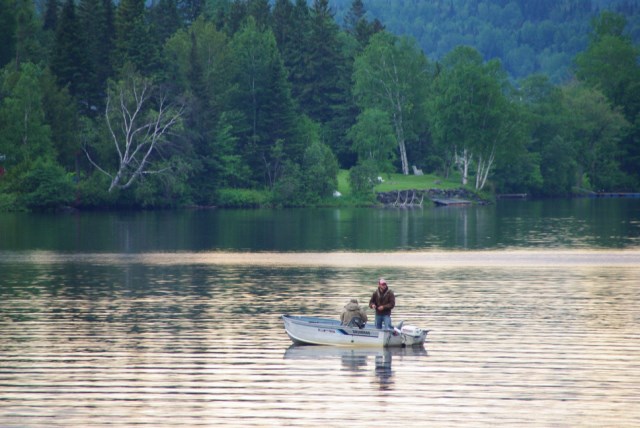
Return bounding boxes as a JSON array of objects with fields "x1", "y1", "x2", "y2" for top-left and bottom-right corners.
[
  {"x1": 215, "y1": 188, "x2": 269, "y2": 208},
  {"x1": 75, "y1": 172, "x2": 117, "y2": 208},
  {"x1": 0, "y1": 192, "x2": 20, "y2": 211},
  {"x1": 349, "y1": 160, "x2": 378, "y2": 197},
  {"x1": 15, "y1": 158, "x2": 75, "y2": 211}
]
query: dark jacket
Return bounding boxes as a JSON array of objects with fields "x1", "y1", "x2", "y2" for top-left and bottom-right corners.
[{"x1": 369, "y1": 287, "x2": 395, "y2": 316}]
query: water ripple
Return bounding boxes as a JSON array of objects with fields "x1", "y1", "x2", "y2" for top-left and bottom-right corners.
[{"x1": 1, "y1": 255, "x2": 639, "y2": 427}]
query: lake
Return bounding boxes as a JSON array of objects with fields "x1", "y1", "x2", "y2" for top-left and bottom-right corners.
[{"x1": 1, "y1": 199, "x2": 639, "y2": 427}]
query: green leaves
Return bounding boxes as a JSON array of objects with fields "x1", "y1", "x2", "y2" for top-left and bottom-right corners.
[
  {"x1": 429, "y1": 46, "x2": 515, "y2": 189},
  {"x1": 347, "y1": 108, "x2": 395, "y2": 173},
  {"x1": 0, "y1": 63, "x2": 53, "y2": 166},
  {"x1": 352, "y1": 31, "x2": 430, "y2": 175}
]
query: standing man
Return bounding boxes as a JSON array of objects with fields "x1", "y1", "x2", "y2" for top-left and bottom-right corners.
[{"x1": 369, "y1": 278, "x2": 395, "y2": 329}]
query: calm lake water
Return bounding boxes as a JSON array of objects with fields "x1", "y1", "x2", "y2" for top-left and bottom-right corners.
[{"x1": 1, "y1": 199, "x2": 640, "y2": 427}]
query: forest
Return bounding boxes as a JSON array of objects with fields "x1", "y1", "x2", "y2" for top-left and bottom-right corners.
[
  {"x1": 330, "y1": 0, "x2": 640, "y2": 81},
  {"x1": 0, "y1": 0, "x2": 639, "y2": 211}
]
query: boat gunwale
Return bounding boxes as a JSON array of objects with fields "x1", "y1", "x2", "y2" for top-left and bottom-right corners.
[{"x1": 282, "y1": 314, "x2": 385, "y2": 334}]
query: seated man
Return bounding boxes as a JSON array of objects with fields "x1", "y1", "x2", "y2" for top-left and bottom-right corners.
[{"x1": 340, "y1": 298, "x2": 368, "y2": 328}]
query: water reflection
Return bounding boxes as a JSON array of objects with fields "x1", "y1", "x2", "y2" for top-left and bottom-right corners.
[
  {"x1": 283, "y1": 345, "x2": 428, "y2": 390},
  {"x1": 374, "y1": 351, "x2": 393, "y2": 390},
  {"x1": 1, "y1": 198, "x2": 639, "y2": 252}
]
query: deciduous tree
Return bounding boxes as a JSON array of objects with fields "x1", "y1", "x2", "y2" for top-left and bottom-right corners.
[
  {"x1": 353, "y1": 32, "x2": 430, "y2": 175},
  {"x1": 0, "y1": 63, "x2": 53, "y2": 166},
  {"x1": 347, "y1": 108, "x2": 395, "y2": 173},
  {"x1": 562, "y1": 82, "x2": 629, "y2": 191},
  {"x1": 430, "y1": 46, "x2": 515, "y2": 189},
  {"x1": 84, "y1": 68, "x2": 185, "y2": 192}
]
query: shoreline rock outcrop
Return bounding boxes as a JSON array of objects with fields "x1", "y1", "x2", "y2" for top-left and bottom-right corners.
[{"x1": 376, "y1": 188, "x2": 489, "y2": 207}]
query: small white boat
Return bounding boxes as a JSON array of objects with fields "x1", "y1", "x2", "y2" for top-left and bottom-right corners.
[{"x1": 282, "y1": 314, "x2": 428, "y2": 347}]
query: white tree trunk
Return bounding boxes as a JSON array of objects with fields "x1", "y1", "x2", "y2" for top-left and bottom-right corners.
[
  {"x1": 455, "y1": 148, "x2": 471, "y2": 186},
  {"x1": 84, "y1": 73, "x2": 183, "y2": 192},
  {"x1": 367, "y1": 55, "x2": 410, "y2": 175},
  {"x1": 395, "y1": 123, "x2": 409, "y2": 175},
  {"x1": 391, "y1": 70, "x2": 409, "y2": 175},
  {"x1": 475, "y1": 148, "x2": 495, "y2": 190}
]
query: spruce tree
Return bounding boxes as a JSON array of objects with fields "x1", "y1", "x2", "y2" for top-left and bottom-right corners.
[
  {"x1": 51, "y1": 0, "x2": 85, "y2": 97},
  {"x1": 0, "y1": 0, "x2": 16, "y2": 68},
  {"x1": 78, "y1": 0, "x2": 113, "y2": 113},
  {"x1": 43, "y1": 0, "x2": 59, "y2": 32},
  {"x1": 273, "y1": 0, "x2": 308, "y2": 104},
  {"x1": 149, "y1": 0, "x2": 181, "y2": 44},
  {"x1": 114, "y1": 0, "x2": 158, "y2": 74},
  {"x1": 178, "y1": 0, "x2": 202, "y2": 24},
  {"x1": 224, "y1": 0, "x2": 248, "y2": 36},
  {"x1": 229, "y1": 18, "x2": 301, "y2": 185},
  {"x1": 272, "y1": 0, "x2": 293, "y2": 48},
  {"x1": 247, "y1": 0, "x2": 270, "y2": 30},
  {"x1": 299, "y1": 0, "x2": 346, "y2": 125},
  {"x1": 344, "y1": 0, "x2": 365, "y2": 34},
  {"x1": 15, "y1": 0, "x2": 43, "y2": 68}
]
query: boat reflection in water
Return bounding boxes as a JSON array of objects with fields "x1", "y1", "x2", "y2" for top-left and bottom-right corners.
[{"x1": 283, "y1": 345, "x2": 428, "y2": 389}]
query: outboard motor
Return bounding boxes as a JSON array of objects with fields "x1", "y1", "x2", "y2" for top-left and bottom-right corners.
[
  {"x1": 399, "y1": 324, "x2": 428, "y2": 345},
  {"x1": 400, "y1": 325, "x2": 424, "y2": 337}
]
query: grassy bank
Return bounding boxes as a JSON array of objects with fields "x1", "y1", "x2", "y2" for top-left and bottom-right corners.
[{"x1": 337, "y1": 170, "x2": 461, "y2": 196}]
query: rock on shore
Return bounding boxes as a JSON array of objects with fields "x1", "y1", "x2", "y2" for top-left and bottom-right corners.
[{"x1": 376, "y1": 188, "x2": 489, "y2": 206}]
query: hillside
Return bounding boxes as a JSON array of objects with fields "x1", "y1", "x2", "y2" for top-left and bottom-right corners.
[{"x1": 331, "y1": 0, "x2": 640, "y2": 81}]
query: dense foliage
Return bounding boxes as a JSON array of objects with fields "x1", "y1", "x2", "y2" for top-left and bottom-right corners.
[
  {"x1": 0, "y1": 0, "x2": 638, "y2": 211},
  {"x1": 331, "y1": 0, "x2": 640, "y2": 82}
]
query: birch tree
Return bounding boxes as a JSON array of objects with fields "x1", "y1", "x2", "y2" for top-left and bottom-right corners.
[
  {"x1": 85, "y1": 69, "x2": 184, "y2": 192},
  {"x1": 430, "y1": 46, "x2": 513, "y2": 190},
  {"x1": 353, "y1": 32, "x2": 430, "y2": 175}
]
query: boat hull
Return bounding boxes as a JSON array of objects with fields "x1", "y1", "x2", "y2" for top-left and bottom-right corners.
[{"x1": 282, "y1": 315, "x2": 428, "y2": 347}]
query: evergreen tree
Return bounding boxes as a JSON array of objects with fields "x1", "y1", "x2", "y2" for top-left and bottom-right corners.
[
  {"x1": 164, "y1": 16, "x2": 234, "y2": 201},
  {"x1": 273, "y1": 0, "x2": 308, "y2": 103},
  {"x1": 229, "y1": 18, "x2": 301, "y2": 186},
  {"x1": 0, "y1": 0, "x2": 17, "y2": 68},
  {"x1": 77, "y1": 0, "x2": 115, "y2": 113},
  {"x1": 344, "y1": 0, "x2": 381, "y2": 48},
  {"x1": 224, "y1": 0, "x2": 248, "y2": 36},
  {"x1": 43, "y1": 0, "x2": 59, "y2": 32},
  {"x1": 114, "y1": 0, "x2": 158, "y2": 74},
  {"x1": 15, "y1": 0, "x2": 43, "y2": 68},
  {"x1": 51, "y1": 0, "x2": 85, "y2": 97},
  {"x1": 272, "y1": 0, "x2": 293, "y2": 48},
  {"x1": 149, "y1": 0, "x2": 181, "y2": 44},
  {"x1": 99, "y1": 0, "x2": 116, "y2": 90},
  {"x1": 344, "y1": 0, "x2": 365, "y2": 32},
  {"x1": 178, "y1": 0, "x2": 203, "y2": 24},
  {"x1": 299, "y1": 0, "x2": 345, "y2": 125},
  {"x1": 248, "y1": 0, "x2": 270, "y2": 30},
  {"x1": 292, "y1": 0, "x2": 354, "y2": 166}
]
